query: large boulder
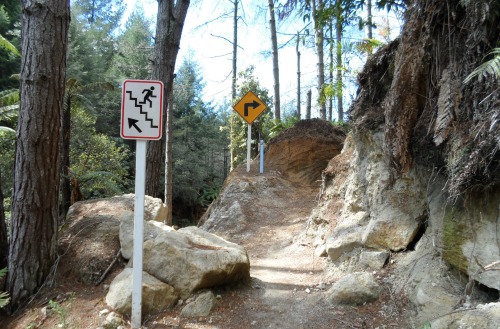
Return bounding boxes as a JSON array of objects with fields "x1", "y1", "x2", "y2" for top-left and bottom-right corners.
[
  {"x1": 128, "y1": 226, "x2": 250, "y2": 298},
  {"x1": 66, "y1": 194, "x2": 167, "y2": 223},
  {"x1": 119, "y1": 218, "x2": 175, "y2": 260},
  {"x1": 105, "y1": 268, "x2": 178, "y2": 316}
]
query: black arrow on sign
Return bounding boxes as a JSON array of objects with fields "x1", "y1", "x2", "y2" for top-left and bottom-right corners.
[
  {"x1": 128, "y1": 118, "x2": 142, "y2": 133},
  {"x1": 244, "y1": 100, "x2": 260, "y2": 116}
]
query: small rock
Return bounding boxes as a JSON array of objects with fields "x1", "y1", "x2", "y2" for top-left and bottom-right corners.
[
  {"x1": 104, "y1": 312, "x2": 124, "y2": 326},
  {"x1": 305, "y1": 288, "x2": 311, "y2": 293},
  {"x1": 99, "y1": 309, "x2": 110, "y2": 317}
]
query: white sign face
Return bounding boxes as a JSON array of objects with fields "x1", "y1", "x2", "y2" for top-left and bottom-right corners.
[{"x1": 121, "y1": 79, "x2": 164, "y2": 140}]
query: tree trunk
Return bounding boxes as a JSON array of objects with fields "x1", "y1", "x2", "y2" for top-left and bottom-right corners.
[
  {"x1": 312, "y1": 0, "x2": 326, "y2": 120},
  {"x1": 0, "y1": 170, "x2": 8, "y2": 269},
  {"x1": 164, "y1": 92, "x2": 174, "y2": 226},
  {"x1": 146, "y1": 0, "x2": 190, "y2": 198},
  {"x1": 367, "y1": 0, "x2": 373, "y2": 39},
  {"x1": 229, "y1": 0, "x2": 238, "y2": 171},
  {"x1": 336, "y1": 14, "x2": 343, "y2": 123},
  {"x1": 268, "y1": 0, "x2": 280, "y2": 121},
  {"x1": 8, "y1": 0, "x2": 69, "y2": 310},
  {"x1": 296, "y1": 31, "x2": 301, "y2": 119},
  {"x1": 328, "y1": 19, "x2": 334, "y2": 121},
  {"x1": 306, "y1": 89, "x2": 312, "y2": 119}
]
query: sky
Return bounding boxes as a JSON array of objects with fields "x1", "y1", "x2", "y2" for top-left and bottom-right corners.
[{"x1": 123, "y1": 0, "x2": 403, "y2": 120}]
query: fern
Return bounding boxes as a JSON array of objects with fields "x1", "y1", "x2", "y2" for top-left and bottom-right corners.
[
  {"x1": 464, "y1": 47, "x2": 500, "y2": 83},
  {"x1": 0, "y1": 34, "x2": 19, "y2": 57}
]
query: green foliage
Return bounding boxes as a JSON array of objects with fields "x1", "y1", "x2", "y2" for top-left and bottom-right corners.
[
  {"x1": 230, "y1": 66, "x2": 273, "y2": 166},
  {"x1": 266, "y1": 114, "x2": 300, "y2": 140},
  {"x1": 172, "y1": 59, "x2": 228, "y2": 215},
  {"x1": 47, "y1": 294, "x2": 75, "y2": 329},
  {"x1": 464, "y1": 47, "x2": 500, "y2": 84},
  {"x1": 0, "y1": 267, "x2": 9, "y2": 308},
  {"x1": 0, "y1": 33, "x2": 19, "y2": 56},
  {"x1": 70, "y1": 107, "x2": 131, "y2": 199},
  {"x1": 108, "y1": 7, "x2": 153, "y2": 83},
  {"x1": 0, "y1": 1, "x2": 20, "y2": 90}
]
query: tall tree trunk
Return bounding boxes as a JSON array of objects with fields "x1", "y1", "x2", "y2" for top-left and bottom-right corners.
[
  {"x1": 328, "y1": 19, "x2": 334, "y2": 121},
  {"x1": 8, "y1": 0, "x2": 69, "y2": 311},
  {"x1": 268, "y1": 0, "x2": 280, "y2": 121},
  {"x1": 229, "y1": 0, "x2": 238, "y2": 171},
  {"x1": 164, "y1": 92, "x2": 174, "y2": 226},
  {"x1": 306, "y1": 89, "x2": 312, "y2": 119},
  {"x1": 367, "y1": 0, "x2": 373, "y2": 39},
  {"x1": 296, "y1": 31, "x2": 301, "y2": 119},
  {"x1": 312, "y1": 0, "x2": 326, "y2": 120},
  {"x1": 336, "y1": 15, "x2": 343, "y2": 123},
  {"x1": 146, "y1": 0, "x2": 190, "y2": 198},
  {"x1": 0, "y1": 170, "x2": 7, "y2": 269}
]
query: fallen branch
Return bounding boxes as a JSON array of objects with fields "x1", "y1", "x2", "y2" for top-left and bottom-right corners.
[{"x1": 96, "y1": 249, "x2": 122, "y2": 286}]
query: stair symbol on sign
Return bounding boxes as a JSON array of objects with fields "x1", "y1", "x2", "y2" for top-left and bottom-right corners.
[{"x1": 126, "y1": 87, "x2": 159, "y2": 129}]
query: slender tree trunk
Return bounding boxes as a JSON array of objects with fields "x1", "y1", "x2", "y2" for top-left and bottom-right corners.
[
  {"x1": 296, "y1": 31, "x2": 301, "y2": 119},
  {"x1": 312, "y1": 0, "x2": 326, "y2": 120},
  {"x1": 0, "y1": 170, "x2": 8, "y2": 269},
  {"x1": 367, "y1": 0, "x2": 373, "y2": 39},
  {"x1": 8, "y1": 0, "x2": 69, "y2": 311},
  {"x1": 268, "y1": 0, "x2": 280, "y2": 121},
  {"x1": 306, "y1": 89, "x2": 312, "y2": 119},
  {"x1": 336, "y1": 15, "x2": 343, "y2": 123},
  {"x1": 328, "y1": 19, "x2": 334, "y2": 122},
  {"x1": 230, "y1": 0, "x2": 238, "y2": 171},
  {"x1": 164, "y1": 92, "x2": 174, "y2": 226},
  {"x1": 146, "y1": 0, "x2": 190, "y2": 198}
]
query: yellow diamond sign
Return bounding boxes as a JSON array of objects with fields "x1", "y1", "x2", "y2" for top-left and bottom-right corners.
[{"x1": 233, "y1": 91, "x2": 267, "y2": 124}]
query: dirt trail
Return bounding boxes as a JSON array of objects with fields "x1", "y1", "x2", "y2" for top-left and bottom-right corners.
[{"x1": 188, "y1": 164, "x2": 406, "y2": 329}]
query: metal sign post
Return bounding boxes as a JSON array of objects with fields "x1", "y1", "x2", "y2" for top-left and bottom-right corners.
[
  {"x1": 233, "y1": 91, "x2": 267, "y2": 173},
  {"x1": 247, "y1": 124, "x2": 251, "y2": 172},
  {"x1": 120, "y1": 79, "x2": 164, "y2": 328},
  {"x1": 131, "y1": 140, "x2": 146, "y2": 328}
]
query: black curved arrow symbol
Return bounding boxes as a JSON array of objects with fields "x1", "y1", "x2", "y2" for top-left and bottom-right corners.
[
  {"x1": 244, "y1": 100, "x2": 261, "y2": 116},
  {"x1": 128, "y1": 118, "x2": 142, "y2": 133}
]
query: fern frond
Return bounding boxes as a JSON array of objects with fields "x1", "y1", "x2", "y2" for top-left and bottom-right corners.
[
  {"x1": 464, "y1": 47, "x2": 500, "y2": 84},
  {"x1": 0, "y1": 34, "x2": 20, "y2": 56}
]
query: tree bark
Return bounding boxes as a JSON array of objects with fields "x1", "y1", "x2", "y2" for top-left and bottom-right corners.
[
  {"x1": 328, "y1": 19, "x2": 334, "y2": 121},
  {"x1": 312, "y1": 0, "x2": 326, "y2": 120},
  {"x1": 296, "y1": 31, "x2": 301, "y2": 119},
  {"x1": 146, "y1": 0, "x2": 190, "y2": 198},
  {"x1": 367, "y1": 0, "x2": 373, "y2": 40},
  {"x1": 268, "y1": 0, "x2": 280, "y2": 121},
  {"x1": 8, "y1": 0, "x2": 69, "y2": 310}
]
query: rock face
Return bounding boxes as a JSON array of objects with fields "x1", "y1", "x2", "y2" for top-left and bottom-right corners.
[
  {"x1": 105, "y1": 268, "x2": 178, "y2": 315},
  {"x1": 264, "y1": 119, "x2": 345, "y2": 185},
  {"x1": 128, "y1": 225, "x2": 250, "y2": 298},
  {"x1": 325, "y1": 272, "x2": 382, "y2": 306},
  {"x1": 429, "y1": 303, "x2": 500, "y2": 329},
  {"x1": 307, "y1": 0, "x2": 500, "y2": 326}
]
